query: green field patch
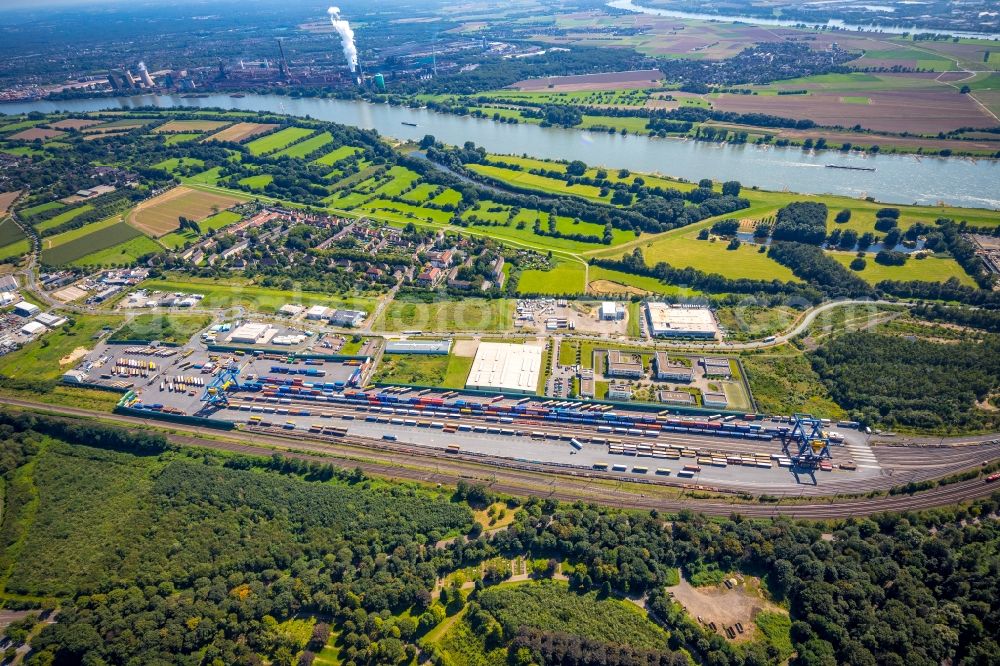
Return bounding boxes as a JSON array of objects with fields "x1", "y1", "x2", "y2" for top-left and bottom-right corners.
[
  {"x1": 239, "y1": 174, "x2": 273, "y2": 191},
  {"x1": 245, "y1": 126, "x2": 316, "y2": 156},
  {"x1": 42, "y1": 221, "x2": 145, "y2": 265},
  {"x1": 461, "y1": 201, "x2": 635, "y2": 252},
  {"x1": 579, "y1": 115, "x2": 651, "y2": 134},
  {"x1": 517, "y1": 260, "x2": 586, "y2": 295},
  {"x1": 140, "y1": 276, "x2": 374, "y2": 313},
  {"x1": 159, "y1": 210, "x2": 242, "y2": 249},
  {"x1": 184, "y1": 166, "x2": 224, "y2": 186},
  {"x1": 0, "y1": 238, "x2": 30, "y2": 262},
  {"x1": 0, "y1": 216, "x2": 27, "y2": 247},
  {"x1": 33, "y1": 204, "x2": 94, "y2": 233},
  {"x1": 742, "y1": 352, "x2": 846, "y2": 420},
  {"x1": 375, "y1": 298, "x2": 513, "y2": 332},
  {"x1": 633, "y1": 229, "x2": 798, "y2": 282},
  {"x1": 163, "y1": 133, "x2": 203, "y2": 146},
  {"x1": 468, "y1": 163, "x2": 608, "y2": 202},
  {"x1": 359, "y1": 199, "x2": 454, "y2": 225},
  {"x1": 431, "y1": 188, "x2": 463, "y2": 206},
  {"x1": 20, "y1": 201, "x2": 64, "y2": 218},
  {"x1": 113, "y1": 313, "x2": 213, "y2": 343},
  {"x1": 153, "y1": 157, "x2": 205, "y2": 175},
  {"x1": 374, "y1": 353, "x2": 474, "y2": 388},
  {"x1": 0, "y1": 314, "x2": 123, "y2": 382},
  {"x1": 368, "y1": 166, "x2": 422, "y2": 197},
  {"x1": 71, "y1": 234, "x2": 162, "y2": 267},
  {"x1": 840, "y1": 96, "x2": 871, "y2": 104},
  {"x1": 831, "y1": 252, "x2": 975, "y2": 285},
  {"x1": 314, "y1": 144, "x2": 361, "y2": 167},
  {"x1": 274, "y1": 131, "x2": 334, "y2": 159},
  {"x1": 587, "y1": 265, "x2": 706, "y2": 297}
]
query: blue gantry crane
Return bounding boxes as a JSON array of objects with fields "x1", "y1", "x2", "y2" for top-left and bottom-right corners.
[
  {"x1": 780, "y1": 413, "x2": 832, "y2": 468},
  {"x1": 201, "y1": 364, "x2": 241, "y2": 406}
]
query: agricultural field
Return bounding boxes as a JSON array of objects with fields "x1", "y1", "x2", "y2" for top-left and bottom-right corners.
[
  {"x1": 47, "y1": 118, "x2": 103, "y2": 130},
  {"x1": 71, "y1": 234, "x2": 163, "y2": 267},
  {"x1": 159, "y1": 210, "x2": 242, "y2": 249},
  {"x1": 0, "y1": 217, "x2": 29, "y2": 261},
  {"x1": 273, "y1": 131, "x2": 333, "y2": 159},
  {"x1": 42, "y1": 221, "x2": 146, "y2": 266},
  {"x1": 163, "y1": 133, "x2": 202, "y2": 146},
  {"x1": 314, "y1": 144, "x2": 361, "y2": 166},
  {"x1": 203, "y1": 121, "x2": 278, "y2": 143},
  {"x1": 517, "y1": 260, "x2": 586, "y2": 295},
  {"x1": 0, "y1": 190, "x2": 20, "y2": 214},
  {"x1": 616, "y1": 222, "x2": 799, "y2": 282},
  {"x1": 239, "y1": 174, "x2": 273, "y2": 191},
  {"x1": 152, "y1": 157, "x2": 205, "y2": 176},
  {"x1": 139, "y1": 275, "x2": 375, "y2": 313},
  {"x1": 82, "y1": 117, "x2": 157, "y2": 133},
  {"x1": 467, "y1": 163, "x2": 608, "y2": 202},
  {"x1": 0, "y1": 216, "x2": 26, "y2": 247},
  {"x1": 153, "y1": 119, "x2": 230, "y2": 134},
  {"x1": 33, "y1": 204, "x2": 94, "y2": 233},
  {"x1": 375, "y1": 298, "x2": 513, "y2": 332},
  {"x1": 20, "y1": 201, "x2": 64, "y2": 218},
  {"x1": 7, "y1": 127, "x2": 65, "y2": 142},
  {"x1": 128, "y1": 186, "x2": 245, "y2": 237},
  {"x1": 245, "y1": 126, "x2": 315, "y2": 155},
  {"x1": 587, "y1": 265, "x2": 705, "y2": 298},
  {"x1": 831, "y1": 252, "x2": 976, "y2": 285}
]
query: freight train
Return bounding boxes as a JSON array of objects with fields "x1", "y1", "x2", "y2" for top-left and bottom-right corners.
[{"x1": 226, "y1": 381, "x2": 781, "y2": 442}]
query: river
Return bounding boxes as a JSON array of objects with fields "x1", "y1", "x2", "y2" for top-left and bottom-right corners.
[
  {"x1": 608, "y1": 0, "x2": 1000, "y2": 41},
  {"x1": 2, "y1": 92, "x2": 998, "y2": 209}
]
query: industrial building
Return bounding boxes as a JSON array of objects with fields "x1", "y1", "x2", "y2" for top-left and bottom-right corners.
[
  {"x1": 278, "y1": 304, "x2": 304, "y2": 317},
  {"x1": 465, "y1": 342, "x2": 542, "y2": 395},
  {"x1": 306, "y1": 305, "x2": 330, "y2": 320},
  {"x1": 703, "y1": 391, "x2": 729, "y2": 408},
  {"x1": 658, "y1": 390, "x2": 696, "y2": 405},
  {"x1": 13, "y1": 302, "x2": 40, "y2": 317},
  {"x1": 20, "y1": 321, "x2": 45, "y2": 336},
  {"x1": 227, "y1": 323, "x2": 278, "y2": 345},
  {"x1": 35, "y1": 312, "x2": 67, "y2": 328},
  {"x1": 385, "y1": 340, "x2": 452, "y2": 355},
  {"x1": 606, "y1": 350, "x2": 643, "y2": 378},
  {"x1": 653, "y1": 352, "x2": 694, "y2": 382},
  {"x1": 328, "y1": 309, "x2": 367, "y2": 327},
  {"x1": 607, "y1": 381, "x2": 633, "y2": 401},
  {"x1": 599, "y1": 302, "x2": 624, "y2": 321},
  {"x1": 645, "y1": 303, "x2": 719, "y2": 339},
  {"x1": 702, "y1": 357, "x2": 733, "y2": 378}
]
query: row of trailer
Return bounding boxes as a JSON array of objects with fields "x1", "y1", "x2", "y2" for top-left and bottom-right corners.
[
  {"x1": 110, "y1": 358, "x2": 157, "y2": 378},
  {"x1": 160, "y1": 375, "x2": 205, "y2": 394},
  {"x1": 231, "y1": 383, "x2": 782, "y2": 443},
  {"x1": 604, "y1": 441, "x2": 796, "y2": 469},
  {"x1": 121, "y1": 346, "x2": 178, "y2": 358}
]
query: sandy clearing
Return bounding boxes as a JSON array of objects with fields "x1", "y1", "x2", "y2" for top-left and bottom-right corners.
[
  {"x1": 588, "y1": 279, "x2": 649, "y2": 296},
  {"x1": 59, "y1": 347, "x2": 90, "y2": 366},
  {"x1": 668, "y1": 575, "x2": 785, "y2": 641},
  {"x1": 0, "y1": 191, "x2": 20, "y2": 215}
]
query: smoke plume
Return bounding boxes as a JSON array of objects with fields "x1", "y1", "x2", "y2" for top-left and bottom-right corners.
[{"x1": 327, "y1": 7, "x2": 358, "y2": 72}]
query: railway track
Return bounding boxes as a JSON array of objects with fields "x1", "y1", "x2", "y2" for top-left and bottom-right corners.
[{"x1": 6, "y1": 398, "x2": 999, "y2": 518}]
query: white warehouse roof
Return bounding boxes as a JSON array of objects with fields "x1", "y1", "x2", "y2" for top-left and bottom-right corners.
[
  {"x1": 20, "y1": 321, "x2": 46, "y2": 336},
  {"x1": 465, "y1": 342, "x2": 542, "y2": 395}
]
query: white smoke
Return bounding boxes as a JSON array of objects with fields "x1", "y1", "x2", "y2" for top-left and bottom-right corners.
[
  {"x1": 138, "y1": 61, "x2": 148, "y2": 72},
  {"x1": 327, "y1": 7, "x2": 358, "y2": 72}
]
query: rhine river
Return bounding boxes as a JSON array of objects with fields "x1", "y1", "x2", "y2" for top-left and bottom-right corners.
[{"x1": 2, "y1": 93, "x2": 998, "y2": 209}]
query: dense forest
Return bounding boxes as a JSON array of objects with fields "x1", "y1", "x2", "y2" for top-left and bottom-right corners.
[
  {"x1": 1, "y1": 412, "x2": 998, "y2": 666},
  {"x1": 808, "y1": 331, "x2": 1000, "y2": 430}
]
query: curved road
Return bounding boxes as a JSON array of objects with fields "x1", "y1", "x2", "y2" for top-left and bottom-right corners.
[{"x1": 7, "y1": 397, "x2": 997, "y2": 518}]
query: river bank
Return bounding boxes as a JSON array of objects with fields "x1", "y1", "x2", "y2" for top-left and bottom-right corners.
[{"x1": 2, "y1": 92, "x2": 998, "y2": 208}]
